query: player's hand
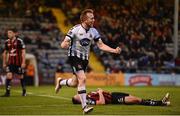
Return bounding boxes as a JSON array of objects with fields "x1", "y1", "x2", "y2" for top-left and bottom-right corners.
[
  {"x1": 21, "y1": 63, "x2": 26, "y2": 68},
  {"x1": 3, "y1": 64, "x2": 6, "y2": 69},
  {"x1": 97, "y1": 88, "x2": 103, "y2": 93},
  {"x1": 114, "y1": 47, "x2": 121, "y2": 54}
]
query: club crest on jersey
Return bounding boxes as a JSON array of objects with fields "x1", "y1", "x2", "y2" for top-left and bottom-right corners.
[{"x1": 80, "y1": 38, "x2": 90, "y2": 46}]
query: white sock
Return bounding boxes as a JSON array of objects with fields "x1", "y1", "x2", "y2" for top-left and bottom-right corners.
[
  {"x1": 60, "y1": 78, "x2": 72, "y2": 86},
  {"x1": 78, "y1": 86, "x2": 87, "y2": 109}
]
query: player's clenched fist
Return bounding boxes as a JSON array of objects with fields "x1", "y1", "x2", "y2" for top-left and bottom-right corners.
[{"x1": 114, "y1": 47, "x2": 121, "y2": 54}]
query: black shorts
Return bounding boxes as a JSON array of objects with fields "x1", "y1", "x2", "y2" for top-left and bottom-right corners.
[
  {"x1": 6, "y1": 65, "x2": 25, "y2": 75},
  {"x1": 111, "y1": 92, "x2": 129, "y2": 104},
  {"x1": 68, "y1": 56, "x2": 88, "y2": 74}
]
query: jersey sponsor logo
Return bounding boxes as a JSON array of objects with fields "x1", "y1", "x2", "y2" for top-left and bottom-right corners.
[
  {"x1": 9, "y1": 48, "x2": 17, "y2": 56},
  {"x1": 117, "y1": 98, "x2": 123, "y2": 103},
  {"x1": 10, "y1": 49, "x2": 16, "y2": 53},
  {"x1": 80, "y1": 38, "x2": 90, "y2": 46}
]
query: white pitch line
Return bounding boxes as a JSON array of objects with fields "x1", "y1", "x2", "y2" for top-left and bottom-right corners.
[
  {"x1": 14, "y1": 90, "x2": 71, "y2": 101},
  {"x1": 0, "y1": 104, "x2": 71, "y2": 108}
]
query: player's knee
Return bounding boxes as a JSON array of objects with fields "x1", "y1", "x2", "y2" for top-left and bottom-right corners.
[
  {"x1": 69, "y1": 76, "x2": 78, "y2": 87},
  {"x1": 6, "y1": 73, "x2": 12, "y2": 79},
  {"x1": 71, "y1": 84, "x2": 78, "y2": 87},
  {"x1": 71, "y1": 80, "x2": 78, "y2": 87}
]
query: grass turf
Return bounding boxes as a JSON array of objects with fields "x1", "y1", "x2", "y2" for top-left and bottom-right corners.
[{"x1": 0, "y1": 85, "x2": 180, "y2": 115}]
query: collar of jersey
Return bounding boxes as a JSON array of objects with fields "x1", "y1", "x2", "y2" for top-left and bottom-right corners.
[{"x1": 81, "y1": 24, "x2": 90, "y2": 33}]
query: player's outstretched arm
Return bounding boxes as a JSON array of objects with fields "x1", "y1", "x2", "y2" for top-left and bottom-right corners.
[
  {"x1": 97, "y1": 39, "x2": 121, "y2": 54},
  {"x1": 61, "y1": 36, "x2": 71, "y2": 49}
]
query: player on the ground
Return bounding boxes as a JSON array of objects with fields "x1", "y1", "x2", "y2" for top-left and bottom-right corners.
[
  {"x1": 72, "y1": 88, "x2": 170, "y2": 106},
  {"x1": 55, "y1": 9, "x2": 121, "y2": 114},
  {"x1": 2, "y1": 28, "x2": 26, "y2": 97}
]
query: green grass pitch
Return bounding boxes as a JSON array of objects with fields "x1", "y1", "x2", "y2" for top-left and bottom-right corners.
[{"x1": 0, "y1": 85, "x2": 180, "y2": 115}]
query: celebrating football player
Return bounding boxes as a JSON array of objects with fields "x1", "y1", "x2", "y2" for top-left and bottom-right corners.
[{"x1": 55, "y1": 9, "x2": 121, "y2": 114}]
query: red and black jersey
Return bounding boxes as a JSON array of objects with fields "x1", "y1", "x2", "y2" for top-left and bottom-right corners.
[
  {"x1": 87, "y1": 91, "x2": 112, "y2": 104},
  {"x1": 87, "y1": 91, "x2": 130, "y2": 105},
  {"x1": 4, "y1": 38, "x2": 25, "y2": 66}
]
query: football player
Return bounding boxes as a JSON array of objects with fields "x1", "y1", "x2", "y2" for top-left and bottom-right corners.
[
  {"x1": 72, "y1": 88, "x2": 170, "y2": 106},
  {"x1": 2, "y1": 28, "x2": 26, "y2": 97},
  {"x1": 55, "y1": 9, "x2": 121, "y2": 114}
]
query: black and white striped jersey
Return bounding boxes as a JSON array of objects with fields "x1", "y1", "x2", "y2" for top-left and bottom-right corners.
[{"x1": 66, "y1": 24, "x2": 101, "y2": 60}]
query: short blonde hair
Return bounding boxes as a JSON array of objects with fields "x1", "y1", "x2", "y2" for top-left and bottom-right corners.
[{"x1": 80, "y1": 9, "x2": 94, "y2": 22}]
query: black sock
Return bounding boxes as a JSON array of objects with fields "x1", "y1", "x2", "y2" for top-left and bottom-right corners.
[
  {"x1": 5, "y1": 79, "x2": 11, "y2": 94},
  {"x1": 20, "y1": 78, "x2": 26, "y2": 91},
  {"x1": 140, "y1": 99, "x2": 163, "y2": 106}
]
